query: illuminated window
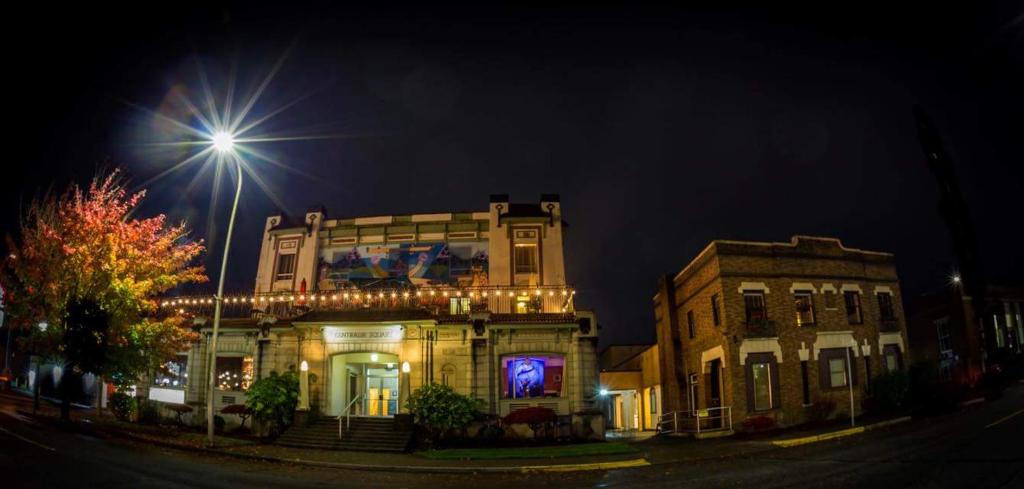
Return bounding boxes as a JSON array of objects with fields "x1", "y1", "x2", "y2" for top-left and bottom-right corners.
[
  {"x1": 216, "y1": 356, "x2": 254, "y2": 391},
  {"x1": 449, "y1": 297, "x2": 471, "y2": 314},
  {"x1": 275, "y1": 254, "x2": 296, "y2": 280},
  {"x1": 501, "y1": 355, "x2": 563, "y2": 398},
  {"x1": 751, "y1": 362, "x2": 772, "y2": 411},
  {"x1": 514, "y1": 244, "x2": 538, "y2": 275},
  {"x1": 155, "y1": 355, "x2": 188, "y2": 388},
  {"x1": 794, "y1": 291, "x2": 815, "y2": 326}
]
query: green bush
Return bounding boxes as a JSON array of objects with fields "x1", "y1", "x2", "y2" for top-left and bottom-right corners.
[
  {"x1": 109, "y1": 392, "x2": 135, "y2": 421},
  {"x1": 406, "y1": 383, "x2": 482, "y2": 441},
  {"x1": 245, "y1": 371, "x2": 299, "y2": 436},
  {"x1": 137, "y1": 399, "x2": 162, "y2": 425},
  {"x1": 870, "y1": 370, "x2": 911, "y2": 413}
]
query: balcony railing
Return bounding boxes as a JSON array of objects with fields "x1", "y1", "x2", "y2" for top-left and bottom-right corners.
[
  {"x1": 160, "y1": 285, "x2": 576, "y2": 320},
  {"x1": 744, "y1": 319, "x2": 778, "y2": 338}
]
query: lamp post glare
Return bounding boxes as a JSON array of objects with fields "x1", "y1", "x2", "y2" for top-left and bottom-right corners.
[{"x1": 212, "y1": 131, "x2": 235, "y2": 153}]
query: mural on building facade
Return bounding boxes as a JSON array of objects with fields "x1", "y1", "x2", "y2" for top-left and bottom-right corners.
[
  {"x1": 318, "y1": 242, "x2": 489, "y2": 289},
  {"x1": 506, "y1": 357, "x2": 546, "y2": 398}
]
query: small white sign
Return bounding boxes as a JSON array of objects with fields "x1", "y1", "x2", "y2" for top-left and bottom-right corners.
[{"x1": 323, "y1": 325, "x2": 404, "y2": 343}]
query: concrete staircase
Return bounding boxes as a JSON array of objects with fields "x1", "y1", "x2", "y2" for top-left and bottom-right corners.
[{"x1": 276, "y1": 416, "x2": 412, "y2": 452}]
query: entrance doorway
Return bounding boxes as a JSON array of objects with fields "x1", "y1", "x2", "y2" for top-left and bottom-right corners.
[{"x1": 330, "y1": 352, "x2": 400, "y2": 417}]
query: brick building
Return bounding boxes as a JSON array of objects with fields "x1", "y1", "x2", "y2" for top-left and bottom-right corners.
[
  {"x1": 654, "y1": 236, "x2": 909, "y2": 429},
  {"x1": 907, "y1": 285, "x2": 1024, "y2": 384}
]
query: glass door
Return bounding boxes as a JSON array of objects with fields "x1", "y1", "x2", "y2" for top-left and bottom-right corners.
[{"x1": 365, "y1": 367, "x2": 399, "y2": 416}]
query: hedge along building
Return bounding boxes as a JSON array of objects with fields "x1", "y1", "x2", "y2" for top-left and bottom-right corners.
[
  {"x1": 654, "y1": 236, "x2": 909, "y2": 432},
  {"x1": 160, "y1": 195, "x2": 600, "y2": 433}
]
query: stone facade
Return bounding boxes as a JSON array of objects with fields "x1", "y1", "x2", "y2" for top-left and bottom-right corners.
[
  {"x1": 163, "y1": 195, "x2": 601, "y2": 432},
  {"x1": 654, "y1": 236, "x2": 909, "y2": 429}
]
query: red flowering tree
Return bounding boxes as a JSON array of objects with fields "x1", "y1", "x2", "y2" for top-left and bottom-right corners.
[{"x1": 1, "y1": 170, "x2": 206, "y2": 419}]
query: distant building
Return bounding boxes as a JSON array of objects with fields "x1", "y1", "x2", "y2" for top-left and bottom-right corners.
[
  {"x1": 598, "y1": 344, "x2": 661, "y2": 431},
  {"x1": 654, "y1": 236, "x2": 909, "y2": 430},
  {"x1": 157, "y1": 195, "x2": 601, "y2": 444},
  {"x1": 907, "y1": 285, "x2": 1023, "y2": 384}
]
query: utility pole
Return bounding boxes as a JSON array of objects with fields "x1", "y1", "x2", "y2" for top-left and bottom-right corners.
[{"x1": 914, "y1": 107, "x2": 991, "y2": 376}]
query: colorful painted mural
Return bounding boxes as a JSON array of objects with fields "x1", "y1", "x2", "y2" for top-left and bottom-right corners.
[{"x1": 318, "y1": 242, "x2": 489, "y2": 289}]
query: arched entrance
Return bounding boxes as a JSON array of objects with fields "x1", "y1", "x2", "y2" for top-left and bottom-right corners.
[{"x1": 330, "y1": 352, "x2": 400, "y2": 417}]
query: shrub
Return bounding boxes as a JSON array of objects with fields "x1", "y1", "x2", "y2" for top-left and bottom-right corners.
[
  {"x1": 137, "y1": 399, "x2": 162, "y2": 425},
  {"x1": 109, "y1": 392, "x2": 135, "y2": 421},
  {"x1": 213, "y1": 415, "x2": 226, "y2": 433},
  {"x1": 741, "y1": 415, "x2": 776, "y2": 431},
  {"x1": 805, "y1": 399, "x2": 836, "y2": 425},
  {"x1": 245, "y1": 371, "x2": 299, "y2": 436},
  {"x1": 406, "y1": 383, "x2": 482, "y2": 442},
  {"x1": 870, "y1": 370, "x2": 911, "y2": 414}
]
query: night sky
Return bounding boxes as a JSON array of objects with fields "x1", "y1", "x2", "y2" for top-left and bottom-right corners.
[{"x1": 4, "y1": 3, "x2": 1022, "y2": 346}]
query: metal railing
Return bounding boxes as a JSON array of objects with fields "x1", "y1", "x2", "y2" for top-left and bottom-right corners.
[
  {"x1": 338, "y1": 394, "x2": 364, "y2": 439},
  {"x1": 160, "y1": 285, "x2": 577, "y2": 319},
  {"x1": 659, "y1": 406, "x2": 732, "y2": 435},
  {"x1": 745, "y1": 319, "x2": 778, "y2": 338},
  {"x1": 879, "y1": 318, "x2": 901, "y2": 332}
]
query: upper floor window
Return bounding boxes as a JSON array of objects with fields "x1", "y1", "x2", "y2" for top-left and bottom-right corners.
[
  {"x1": 513, "y1": 244, "x2": 538, "y2": 275},
  {"x1": 794, "y1": 291, "x2": 815, "y2": 326},
  {"x1": 450, "y1": 297, "x2": 471, "y2": 315},
  {"x1": 710, "y1": 294, "x2": 721, "y2": 326},
  {"x1": 877, "y1": 292, "x2": 896, "y2": 320},
  {"x1": 275, "y1": 253, "x2": 296, "y2": 281},
  {"x1": 744, "y1": 291, "x2": 767, "y2": 325},
  {"x1": 844, "y1": 291, "x2": 863, "y2": 324},
  {"x1": 687, "y1": 310, "x2": 696, "y2": 339}
]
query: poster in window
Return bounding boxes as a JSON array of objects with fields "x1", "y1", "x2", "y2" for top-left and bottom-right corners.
[{"x1": 507, "y1": 357, "x2": 545, "y2": 398}]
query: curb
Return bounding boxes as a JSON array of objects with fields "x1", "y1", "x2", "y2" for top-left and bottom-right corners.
[
  {"x1": 770, "y1": 416, "x2": 912, "y2": 448},
  {"x1": 104, "y1": 429, "x2": 650, "y2": 474}
]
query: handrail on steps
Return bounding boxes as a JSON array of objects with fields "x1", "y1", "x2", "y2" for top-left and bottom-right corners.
[{"x1": 337, "y1": 394, "x2": 364, "y2": 439}]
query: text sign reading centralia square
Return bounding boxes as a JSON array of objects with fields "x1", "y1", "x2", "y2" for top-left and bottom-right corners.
[{"x1": 323, "y1": 326, "x2": 404, "y2": 343}]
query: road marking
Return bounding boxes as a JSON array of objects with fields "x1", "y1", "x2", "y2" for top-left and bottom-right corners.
[
  {"x1": 520, "y1": 458, "x2": 650, "y2": 472},
  {"x1": 0, "y1": 426, "x2": 56, "y2": 452},
  {"x1": 985, "y1": 408, "x2": 1024, "y2": 429}
]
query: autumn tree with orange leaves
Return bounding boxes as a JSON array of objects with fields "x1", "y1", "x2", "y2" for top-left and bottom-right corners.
[{"x1": 1, "y1": 170, "x2": 206, "y2": 418}]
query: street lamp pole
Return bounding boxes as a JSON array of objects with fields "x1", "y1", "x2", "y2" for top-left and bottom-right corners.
[{"x1": 206, "y1": 154, "x2": 243, "y2": 447}]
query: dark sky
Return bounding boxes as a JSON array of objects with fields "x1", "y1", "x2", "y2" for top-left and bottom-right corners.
[{"x1": 4, "y1": 3, "x2": 1022, "y2": 346}]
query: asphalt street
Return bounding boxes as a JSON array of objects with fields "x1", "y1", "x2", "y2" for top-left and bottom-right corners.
[{"x1": 2, "y1": 384, "x2": 1022, "y2": 489}]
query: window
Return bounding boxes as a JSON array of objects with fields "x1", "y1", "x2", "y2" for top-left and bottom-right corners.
[
  {"x1": 751, "y1": 362, "x2": 773, "y2": 411},
  {"x1": 800, "y1": 360, "x2": 810, "y2": 405},
  {"x1": 711, "y1": 294, "x2": 721, "y2": 326},
  {"x1": 687, "y1": 310, "x2": 696, "y2": 339},
  {"x1": 649, "y1": 387, "x2": 658, "y2": 414},
  {"x1": 744, "y1": 292, "x2": 767, "y2": 325},
  {"x1": 155, "y1": 355, "x2": 188, "y2": 387},
  {"x1": 501, "y1": 355, "x2": 563, "y2": 398},
  {"x1": 794, "y1": 291, "x2": 815, "y2": 326},
  {"x1": 883, "y1": 344, "x2": 902, "y2": 372},
  {"x1": 513, "y1": 244, "x2": 538, "y2": 274},
  {"x1": 216, "y1": 356, "x2": 254, "y2": 391},
  {"x1": 823, "y1": 290, "x2": 837, "y2": 309},
  {"x1": 441, "y1": 364, "x2": 456, "y2": 387},
  {"x1": 877, "y1": 292, "x2": 896, "y2": 320},
  {"x1": 449, "y1": 297, "x2": 471, "y2": 314},
  {"x1": 829, "y1": 358, "x2": 847, "y2": 387},
  {"x1": 844, "y1": 291, "x2": 863, "y2": 324},
  {"x1": 746, "y1": 352, "x2": 779, "y2": 412},
  {"x1": 275, "y1": 253, "x2": 296, "y2": 280},
  {"x1": 819, "y1": 348, "x2": 856, "y2": 389}
]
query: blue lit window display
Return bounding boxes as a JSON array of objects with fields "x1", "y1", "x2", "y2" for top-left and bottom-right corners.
[{"x1": 501, "y1": 355, "x2": 564, "y2": 398}]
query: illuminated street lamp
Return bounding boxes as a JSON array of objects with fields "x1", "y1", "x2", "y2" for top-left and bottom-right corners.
[{"x1": 205, "y1": 133, "x2": 243, "y2": 448}]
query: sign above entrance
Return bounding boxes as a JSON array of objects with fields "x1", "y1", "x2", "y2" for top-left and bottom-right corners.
[{"x1": 323, "y1": 325, "x2": 404, "y2": 343}]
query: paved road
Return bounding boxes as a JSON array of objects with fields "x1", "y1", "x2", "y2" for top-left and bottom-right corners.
[{"x1": 2, "y1": 384, "x2": 1022, "y2": 488}]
